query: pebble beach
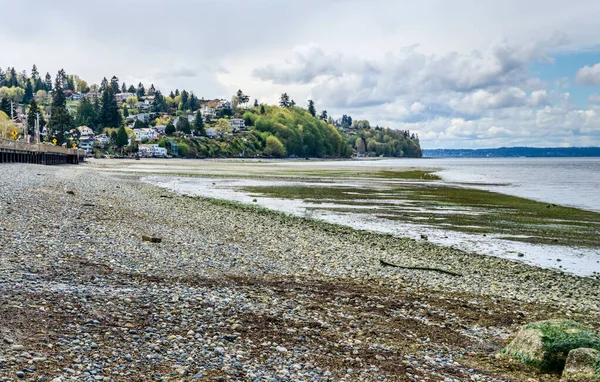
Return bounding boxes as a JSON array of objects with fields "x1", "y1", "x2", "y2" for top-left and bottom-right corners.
[{"x1": 1, "y1": 163, "x2": 599, "y2": 381}]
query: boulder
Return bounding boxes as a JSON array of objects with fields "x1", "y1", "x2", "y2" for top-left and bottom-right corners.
[
  {"x1": 560, "y1": 348, "x2": 600, "y2": 382},
  {"x1": 142, "y1": 235, "x2": 162, "y2": 243},
  {"x1": 502, "y1": 319, "x2": 600, "y2": 372}
]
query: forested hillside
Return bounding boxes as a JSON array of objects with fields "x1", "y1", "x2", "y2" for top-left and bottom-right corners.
[{"x1": 0, "y1": 65, "x2": 422, "y2": 158}]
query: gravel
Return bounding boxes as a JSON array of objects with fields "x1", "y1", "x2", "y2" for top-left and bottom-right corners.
[{"x1": 0, "y1": 163, "x2": 598, "y2": 381}]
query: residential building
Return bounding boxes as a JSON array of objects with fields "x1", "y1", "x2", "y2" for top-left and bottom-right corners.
[
  {"x1": 77, "y1": 126, "x2": 95, "y2": 137},
  {"x1": 96, "y1": 134, "x2": 110, "y2": 146},
  {"x1": 229, "y1": 118, "x2": 245, "y2": 131},
  {"x1": 139, "y1": 144, "x2": 167, "y2": 158},
  {"x1": 200, "y1": 106, "x2": 216, "y2": 118},
  {"x1": 115, "y1": 92, "x2": 136, "y2": 103},
  {"x1": 133, "y1": 128, "x2": 158, "y2": 142},
  {"x1": 79, "y1": 136, "x2": 95, "y2": 154}
]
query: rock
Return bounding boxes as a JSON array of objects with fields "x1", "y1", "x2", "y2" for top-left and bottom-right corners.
[
  {"x1": 142, "y1": 235, "x2": 162, "y2": 243},
  {"x1": 420, "y1": 234, "x2": 428, "y2": 240},
  {"x1": 16, "y1": 371, "x2": 25, "y2": 378},
  {"x1": 11, "y1": 344, "x2": 24, "y2": 351},
  {"x1": 560, "y1": 348, "x2": 600, "y2": 382},
  {"x1": 276, "y1": 346, "x2": 288, "y2": 353},
  {"x1": 502, "y1": 319, "x2": 600, "y2": 372},
  {"x1": 66, "y1": 190, "x2": 75, "y2": 195}
]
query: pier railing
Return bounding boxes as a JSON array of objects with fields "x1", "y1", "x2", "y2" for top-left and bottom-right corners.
[{"x1": 0, "y1": 138, "x2": 83, "y2": 156}]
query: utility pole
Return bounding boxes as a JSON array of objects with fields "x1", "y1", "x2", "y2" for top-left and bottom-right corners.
[{"x1": 35, "y1": 113, "x2": 40, "y2": 144}]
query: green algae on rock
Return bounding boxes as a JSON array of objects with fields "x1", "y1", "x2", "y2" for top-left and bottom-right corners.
[{"x1": 503, "y1": 319, "x2": 600, "y2": 372}]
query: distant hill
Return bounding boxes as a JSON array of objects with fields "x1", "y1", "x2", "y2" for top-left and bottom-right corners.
[{"x1": 423, "y1": 147, "x2": 600, "y2": 158}]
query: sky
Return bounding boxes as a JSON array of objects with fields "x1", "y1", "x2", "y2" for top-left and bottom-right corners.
[{"x1": 1, "y1": 0, "x2": 600, "y2": 149}]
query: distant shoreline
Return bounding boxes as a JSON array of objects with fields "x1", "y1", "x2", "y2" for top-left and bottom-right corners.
[{"x1": 423, "y1": 146, "x2": 600, "y2": 158}]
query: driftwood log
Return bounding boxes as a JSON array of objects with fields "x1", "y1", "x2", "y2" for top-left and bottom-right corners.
[{"x1": 379, "y1": 259, "x2": 462, "y2": 277}]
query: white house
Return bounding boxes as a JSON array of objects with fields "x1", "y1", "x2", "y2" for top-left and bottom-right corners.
[
  {"x1": 139, "y1": 144, "x2": 167, "y2": 157},
  {"x1": 200, "y1": 106, "x2": 216, "y2": 118},
  {"x1": 229, "y1": 118, "x2": 245, "y2": 131},
  {"x1": 77, "y1": 126, "x2": 95, "y2": 137},
  {"x1": 95, "y1": 134, "x2": 110, "y2": 145},
  {"x1": 133, "y1": 128, "x2": 158, "y2": 142}
]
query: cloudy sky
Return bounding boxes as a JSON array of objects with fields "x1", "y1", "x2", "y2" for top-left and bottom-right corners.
[{"x1": 2, "y1": 0, "x2": 600, "y2": 149}]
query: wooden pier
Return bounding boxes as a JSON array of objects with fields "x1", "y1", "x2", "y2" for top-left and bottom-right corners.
[{"x1": 0, "y1": 138, "x2": 86, "y2": 165}]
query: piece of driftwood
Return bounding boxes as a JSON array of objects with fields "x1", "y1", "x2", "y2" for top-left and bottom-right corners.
[
  {"x1": 142, "y1": 235, "x2": 162, "y2": 243},
  {"x1": 379, "y1": 259, "x2": 461, "y2": 277}
]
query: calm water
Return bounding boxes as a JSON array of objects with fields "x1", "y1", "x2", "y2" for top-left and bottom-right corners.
[{"x1": 279, "y1": 157, "x2": 600, "y2": 212}]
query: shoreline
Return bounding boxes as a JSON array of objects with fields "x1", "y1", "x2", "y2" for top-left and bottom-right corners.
[{"x1": 1, "y1": 163, "x2": 599, "y2": 381}]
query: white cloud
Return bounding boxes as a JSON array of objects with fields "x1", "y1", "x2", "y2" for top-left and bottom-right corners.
[{"x1": 575, "y1": 63, "x2": 600, "y2": 85}]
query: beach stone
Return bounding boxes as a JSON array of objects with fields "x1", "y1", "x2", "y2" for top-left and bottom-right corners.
[
  {"x1": 142, "y1": 235, "x2": 162, "y2": 243},
  {"x1": 560, "y1": 348, "x2": 600, "y2": 382},
  {"x1": 503, "y1": 319, "x2": 600, "y2": 372}
]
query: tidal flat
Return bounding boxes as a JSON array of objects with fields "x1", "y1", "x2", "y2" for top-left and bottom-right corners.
[
  {"x1": 1, "y1": 160, "x2": 600, "y2": 381},
  {"x1": 109, "y1": 158, "x2": 600, "y2": 277}
]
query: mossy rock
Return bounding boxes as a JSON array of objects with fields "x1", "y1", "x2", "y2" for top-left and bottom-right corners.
[
  {"x1": 560, "y1": 348, "x2": 600, "y2": 382},
  {"x1": 502, "y1": 319, "x2": 600, "y2": 372}
]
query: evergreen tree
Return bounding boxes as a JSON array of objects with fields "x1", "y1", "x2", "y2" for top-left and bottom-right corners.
[
  {"x1": 290, "y1": 100, "x2": 296, "y2": 107},
  {"x1": 169, "y1": 91, "x2": 175, "y2": 98},
  {"x1": 308, "y1": 100, "x2": 316, "y2": 116},
  {"x1": 136, "y1": 82, "x2": 145, "y2": 98},
  {"x1": 180, "y1": 90, "x2": 189, "y2": 110},
  {"x1": 110, "y1": 76, "x2": 120, "y2": 94},
  {"x1": 189, "y1": 93, "x2": 199, "y2": 111},
  {"x1": 148, "y1": 84, "x2": 156, "y2": 96},
  {"x1": 76, "y1": 96, "x2": 98, "y2": 130},
  {"x1": 24, "y1": 81, "x2": 34, "y2": 104},
  {"x1": 253, "y1": 99, "x2": 259, "y2": 107},
  {"x1": 26, "y1": 98, "x2": 38, "y2": 136},
  {"x1": 279, "y1": 93, "x2": 290, "y2": 107},
  {"x1": 7, "y1": 68, "x2": 18, "y2": 87},
  {"x1": 193, "y1": 110, "x2": 205, "y2": 135},
  {"x1": 48, "y1": 69, "x2": 73, "y2": 144},
  {"x1": 98, "y1": 86, "x2": 122, "y2": 128},
  {"x1": 165, "y1": 122, "x2": 176, "y2": 136},
  {"x1": 0, "y1": 68, "x2": 5, "y2": 87},
  {"x1": 260, "y1": 104, "x2": 266, "y2": 114},
  {"x1": 152, "y1": 91, "x2": 168, "y2": 113},
  {"x1": 174, "y1": 89, "x2": 180, "y2": 96},
  {"x1": 127, "y1": 84, "x2": 136, "y2": 93},
  {"x1": 121, "y1": 82, "x2": 127, "y2": 93},
  {"x1": 319, "y1": 110, "x2": 328, "y2": 121},
  {"x1": 99, "y1": 77, "x2": 108, "y2": 93},
  {"x1": 0, "y1": 98, "x2": 10, "y2": 115},
  {"x1": 115, "y1": 126, "x2": 129, "y2": 152},
  {"x1": 31, "y1": 65, "x2": 39, "y2": 80},
  {"x1": 123, "y1": 105, "x2": 129, "y2": 118},
  {"x1": 176, "y1": 116, "x2": 191, "y2": 134},
  {"x1": 45, "y1": 73, "x2": 52, "y2": 91}
]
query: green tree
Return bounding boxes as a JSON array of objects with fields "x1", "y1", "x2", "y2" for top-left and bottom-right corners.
[
  {"x1": 213, "y1": 118, "x2": 232, "y2": 136},
  {"x1": 98, "y1": 86, "x2": 122, "y2": 129},
  {"x1": 253, "y1": 99, "x2": 259, "y2": 107},
  {"x1": 75, "y1": 96, "x2": 98, "y2": 129},
  {"x1": 127, "y1": 85, "x2": 136, "y2": 93},
  {"x1": 110, "y1": 76, "x2": 119, "y2": 93},
  {"x1": 264, "y1": 135, "x2": 286, "y2": 157},
  {"x1": 176, "y1": 116, "x2": 191, "y2": 134},
  {"x1": 23, "y1": 81, "x2": 33, "y2": 104},
  {"x1": 165, "y1": 122, "x2": 176, "y2": 136},
  {"x1": 123, "y1": 105, "x2": 129, "y2": 118},
  {"x1": 355, "y1": 137, "x2": 366, "y2": 154},
  {"x1": 279, "y1": 93, "x2": 290, "y2": 107},
  {"x1": 180, "y1": 90, "x2": 189, "y2": 110},
  {"x1": 136, "y1": 82, "x2": 145, "y2": 98},
  {"x1": 26, "y1": 98, "x2": 46, "y2": 136},
  {"x1": 115, "y1": 126, "x2": 129, "y2": 153},
  {"x1": 260, "y1": 104, "x2": 266, "y2": 114},
  {"x1": 308, "y1": 100, "x2": 316, "y2": 116},
  {"x1": 193, "y1": 110, "x2": 205, "y2": 135},
  {"x1": 45, "y1": 72, "x2": 52, "y2": 91},
  {"x1": 48, "y1": 69, "x2": 73, "y2": 144},
  {"x1": 319, "y1": 110, "x2": 328, "y2": 121}
]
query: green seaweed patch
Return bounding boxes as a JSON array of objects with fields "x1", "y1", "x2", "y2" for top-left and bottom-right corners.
[{"x1": 528, "y1": 320, "x2": 600, "y2": 372}]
